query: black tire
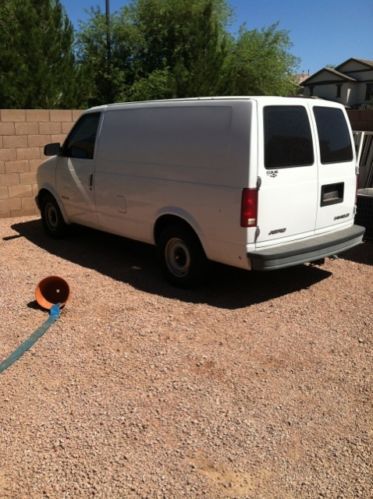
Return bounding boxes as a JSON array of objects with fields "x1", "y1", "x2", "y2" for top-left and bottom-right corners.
[
  {"x1": 157, "y1": 224, "x2": 208, "y2": 287},
  {"x1": 40, "y1": 193, "x2": 68, "y2": 238}
]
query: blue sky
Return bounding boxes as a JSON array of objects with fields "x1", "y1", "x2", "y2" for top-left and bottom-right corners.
[{"x1": 61, "y1": 0, "x2": 373, "y2": 74}]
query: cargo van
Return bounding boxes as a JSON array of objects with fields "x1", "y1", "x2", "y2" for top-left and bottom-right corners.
[{"x1": 36, "y1": 97, "x2": 365, "y2": 286}]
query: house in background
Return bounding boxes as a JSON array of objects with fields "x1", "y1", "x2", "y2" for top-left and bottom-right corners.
[
  {"x1": 301, "y1": 58, "x2": 373, "y2": 108},
  {"x1": 294, "y1": 71, "x2": 310, "y2": 85}
]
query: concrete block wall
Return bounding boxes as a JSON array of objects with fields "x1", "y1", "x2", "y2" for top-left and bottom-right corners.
[{"x1": 0, "y1": 109, "x2": 82, "y2": 218}]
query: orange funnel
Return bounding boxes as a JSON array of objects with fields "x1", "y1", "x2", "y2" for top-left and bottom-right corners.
[{"x1": 35, "y1": 276, "x2": 70, "y2": 310}]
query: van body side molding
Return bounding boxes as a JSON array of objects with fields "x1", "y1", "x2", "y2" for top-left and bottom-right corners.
[{"x1": 248, "y1": 225, "x2": 365, "y2": 271}]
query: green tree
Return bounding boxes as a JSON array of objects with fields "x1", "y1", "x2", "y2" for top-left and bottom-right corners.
[
  {"x1": 77, "y1": 0, "x2": 231, "y2": 104},
  {"x1": 123, "y1": 0, "x2": 230, "y2": 98},
  {"x1": 76, "y1": 7, "x2": 132, "y2": 105},
  {"x1": 0, "y1": 0, "x2": 81, "y2": 108},
  {"x1": 77, "y1": 0, "x2": 299, "y2": 104},
  {"x1": 219, "y1": 24, "x2": 298, "y2": 96}
]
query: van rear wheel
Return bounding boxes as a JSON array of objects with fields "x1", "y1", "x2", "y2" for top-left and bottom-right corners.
[
  {"x1": 40, "y1": 193, "x2": 68, "y2": 238},
  {"x1": 158, "y1": 225, "x2": 207, "y2": 287}
]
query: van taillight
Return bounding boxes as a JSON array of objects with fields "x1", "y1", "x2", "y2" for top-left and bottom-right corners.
[{"x1": 241, "y1": 188, "x2": 258, "y2": 227}]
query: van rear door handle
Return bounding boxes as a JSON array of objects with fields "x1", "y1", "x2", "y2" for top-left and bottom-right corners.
[{"x1": 89, "y1": 174, "x2": 94, "y2": 190}]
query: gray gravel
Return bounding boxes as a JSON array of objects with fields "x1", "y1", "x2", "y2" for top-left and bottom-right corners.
[{"x1": 0, "y1": 216, "x2": 372, "y2": 498}]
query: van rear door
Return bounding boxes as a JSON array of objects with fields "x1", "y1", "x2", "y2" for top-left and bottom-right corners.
[
  {"x1": 255, "y1": 103, "x2": 317, "y2": 244},
  {"x1": 312, "y1": 105, "x2": 356, "y2": 231}
]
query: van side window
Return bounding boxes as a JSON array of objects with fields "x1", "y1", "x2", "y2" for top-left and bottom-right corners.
[
  {"x1": 313, "y1": 107, "x2": 353, "y2": 164},
  {"x1": 264, "y1": 106, "x2": 314, "y2": 169},
  {"x1": 62, "y1": 113, "x2": 100, "y2": 160}
]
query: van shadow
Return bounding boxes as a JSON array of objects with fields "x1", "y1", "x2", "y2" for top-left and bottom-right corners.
[
  {"x1": 339, "y1": 240, "x2": 373, "y2": 266},
  {"x1": 10, "y1": 220, "x2": 332, "y2": 310}
]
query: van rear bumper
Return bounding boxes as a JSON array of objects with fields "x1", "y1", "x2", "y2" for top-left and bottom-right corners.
[{"x1": 247, "y1": 225, "x2": 365, "y2": 271}]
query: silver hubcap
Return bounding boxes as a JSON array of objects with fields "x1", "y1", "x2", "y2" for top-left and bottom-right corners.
[
  {"x1": 45, "y1": 203, "x2": 58, "y2": 230},
  {"x1": 165, "y1": 237, "x2": 191, "y2": 278}
]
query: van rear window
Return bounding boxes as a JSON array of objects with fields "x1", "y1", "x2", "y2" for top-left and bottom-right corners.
[
  {"x1": 313, "y1": 107, "x2": 353, "y2": 164},
  {"x1": 264, "y1": 106, "x2": 314, "y2": 169}
]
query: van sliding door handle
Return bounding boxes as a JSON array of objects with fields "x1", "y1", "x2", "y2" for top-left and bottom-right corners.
[{"x1": 89, "y1": 174, "x2": 94, "y2": 190}]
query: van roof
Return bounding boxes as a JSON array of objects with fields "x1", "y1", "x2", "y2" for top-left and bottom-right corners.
[{"x1": 86, "y1": 96, "x2": 345, "y2": 113}]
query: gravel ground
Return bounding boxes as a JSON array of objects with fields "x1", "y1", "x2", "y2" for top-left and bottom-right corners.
[{"x1": 0, "y1": 216, "x2": 372, "y2": 499}]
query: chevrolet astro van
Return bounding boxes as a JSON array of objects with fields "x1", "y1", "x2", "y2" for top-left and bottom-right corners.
[{"x1": 36, "y1": 97, "x2": 365, "y2": 286}]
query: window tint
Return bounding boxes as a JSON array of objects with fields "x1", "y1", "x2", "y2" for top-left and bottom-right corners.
[
  {"x1": 313, "y1": 107, "x2": 353, "y2": 164},
  {"x1": 264, "y1": 106, "x2": 314, "y2": 168},
  {"x1": 63, "y1": 113, "x2": 100, "y2": 159}
]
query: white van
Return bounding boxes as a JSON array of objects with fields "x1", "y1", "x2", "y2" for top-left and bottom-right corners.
[{"x1": 36, "y1": 97, "x2": 365, "y2": 286}]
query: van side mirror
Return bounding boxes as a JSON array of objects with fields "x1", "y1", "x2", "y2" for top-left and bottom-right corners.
[{"x1": 44, "y1": 142, "x2": 61, "y2": 156}]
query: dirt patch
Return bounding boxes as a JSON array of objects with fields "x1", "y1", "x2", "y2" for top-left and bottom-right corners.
[{"x1": 0, "y1": 217, "x2": 372, "y2": 498}]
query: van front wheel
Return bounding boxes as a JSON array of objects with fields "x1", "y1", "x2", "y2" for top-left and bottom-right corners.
[
  {"x1": 158, "y1": 225, "x2": 207, "y2": 287},
  {"x1": 40, "y1": 194, "x2": 68, "y2": 238}
]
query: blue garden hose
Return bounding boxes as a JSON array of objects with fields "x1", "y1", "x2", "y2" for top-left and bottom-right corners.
[{"x1": 0, "y1": 304, "x2": 61, "y2": 375}]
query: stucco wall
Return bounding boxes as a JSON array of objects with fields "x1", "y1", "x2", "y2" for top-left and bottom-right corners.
[
  {"x1": 303, "y1": 82, "x2": 370, "y2": 107},
  {"x1": 353, "y1": 69, "x2": 373, "y2": 82},
  {"x1": 311, "y1": 84, "x2": 338, "y2": 100},
  {"x1": 0, "y1": 109, "x2": 82, "y2": 218}
]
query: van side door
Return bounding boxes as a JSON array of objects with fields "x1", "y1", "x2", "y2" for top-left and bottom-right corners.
[{"x1": 56, "y1": 112, "x2": 101, "y2": 228}]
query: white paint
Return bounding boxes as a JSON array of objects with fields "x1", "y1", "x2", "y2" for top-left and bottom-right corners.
[{"x1": 36, "y1": 97, "x2": 360, "y2": 272}]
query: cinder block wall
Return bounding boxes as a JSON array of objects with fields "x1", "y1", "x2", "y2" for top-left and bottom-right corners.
[{"x1": 0, "y1": 109, "x2": 82, "y2": 218}]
